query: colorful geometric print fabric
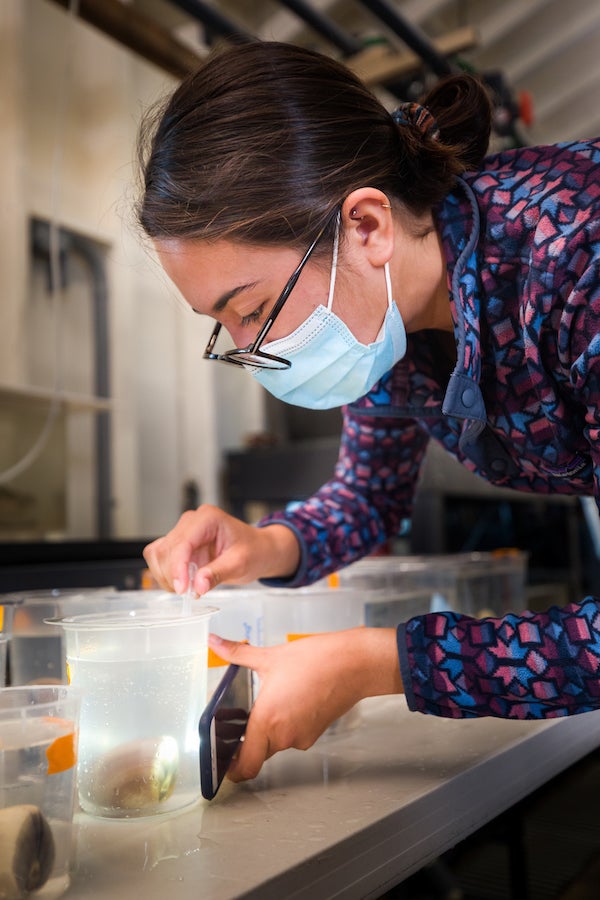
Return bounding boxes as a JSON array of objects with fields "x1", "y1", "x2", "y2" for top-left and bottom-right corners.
[
  {"x1": 259, "y1": 138, "x2": 600, "y2": 718},
  {"x1": 399, "y1": 598, "x2": 600, "y2": 719}
]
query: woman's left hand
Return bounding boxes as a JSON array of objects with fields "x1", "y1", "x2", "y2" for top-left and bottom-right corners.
[{"x1": 209, "y1": 627, "x2": 403, "y2": 782}]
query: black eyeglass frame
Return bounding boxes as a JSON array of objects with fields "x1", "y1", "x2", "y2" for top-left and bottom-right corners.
[{"x1": 203, "y1": 207, "x2": 339, "y2": 370}]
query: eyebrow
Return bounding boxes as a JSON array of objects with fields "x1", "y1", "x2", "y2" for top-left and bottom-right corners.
[{"x1": 211, "y1": 281, "x2": 261, "y2": 314}]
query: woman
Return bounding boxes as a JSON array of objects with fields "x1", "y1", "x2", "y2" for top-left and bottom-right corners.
[{"x1": 138, "y1": 40, "x2": 600, "y2": 782}]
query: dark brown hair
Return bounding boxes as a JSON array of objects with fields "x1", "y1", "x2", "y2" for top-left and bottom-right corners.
[{"x1": 137, "y1": 40, "x2": 492, "y2": 250}]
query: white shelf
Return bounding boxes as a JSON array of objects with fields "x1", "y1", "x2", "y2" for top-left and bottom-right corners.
[{"x1": 0, "y1": 381, "x2": 112, "y2": 413}]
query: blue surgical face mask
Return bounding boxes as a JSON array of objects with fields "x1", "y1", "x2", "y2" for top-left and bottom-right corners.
[{"x1": 251, "y1": 218, "x2": 407, "y2": 409}]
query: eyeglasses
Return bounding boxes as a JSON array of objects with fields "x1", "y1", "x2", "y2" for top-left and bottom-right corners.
[{"x1": 203, "y1": 207, "x2": 339, "y2": 370}]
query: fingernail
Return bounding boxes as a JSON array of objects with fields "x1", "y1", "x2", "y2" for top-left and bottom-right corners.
[{"x1": 173, "y1": 578, "x2": 184, "y2": 595}]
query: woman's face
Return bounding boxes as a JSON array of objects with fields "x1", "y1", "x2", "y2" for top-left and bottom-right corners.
[{"x1": 155, "y1": 235, "x2": 389, "y2": 350}]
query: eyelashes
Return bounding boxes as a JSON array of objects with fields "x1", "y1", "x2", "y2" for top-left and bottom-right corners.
[{"x1": 240, "y1": 302, "x2": 267, "y2": 328}]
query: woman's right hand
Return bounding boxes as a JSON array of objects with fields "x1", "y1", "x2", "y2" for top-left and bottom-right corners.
[{"x1": 143, "y1": 505, "x2": 300, "y2": 596}]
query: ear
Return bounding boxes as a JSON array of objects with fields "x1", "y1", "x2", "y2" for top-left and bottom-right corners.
[{"x1": 341, "y1": 188, "x2": 394, "y2": 268}]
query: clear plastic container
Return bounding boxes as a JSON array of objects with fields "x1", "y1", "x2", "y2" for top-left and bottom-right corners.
[
  {"x1": 0, "y1": 636, "x2": 7, "y2": 686},
  {"x1": 0, "y1": 685, "x2": 81, "y2": 898},
  {"x1": 261, "y1": 586, "x2": 365, "y2": 645},
  {"x1": 51, "y1": 601, "x2": 215, "y2": 818},
  {"x1": 0, "y1": 595, "x2": 24, "y2": 685},
  {"x1": 6, "y1": 589, "x2": 168, "y2": 686},
  {"x1": 336, "y1": 550, "x2": 528, "y2": 619},
  {"x1": 0, "y1": 595, "x2": 23, "y2": 637},
  {"x1": 204, "y1": 588, "x2": 264, "y2": 699},
  {"x1": 261, "y1": 586, "x2": 365, "y2": 736}
]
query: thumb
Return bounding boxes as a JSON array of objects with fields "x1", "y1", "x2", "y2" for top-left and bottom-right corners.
[
  {"x1": 208, "y1": 634, "x2": 263, "y2": 670},
  {"x1": 196, "y1": 544, "x2": 254, "y2": 594}
]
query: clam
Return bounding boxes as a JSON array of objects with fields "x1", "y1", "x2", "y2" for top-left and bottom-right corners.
[
  {"x1": 88, "y1": 735, "x2": 179, "y2": 813},
  {"x1": 0, "y1": 804, "x2": 55, "y2": 900}
]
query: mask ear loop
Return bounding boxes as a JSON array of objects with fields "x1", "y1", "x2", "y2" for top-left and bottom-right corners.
[
  {"x1": 384, "y1": 262, "x2": 394, "y2": 310},
  {"x1": 326, "y1": 212, "x2": 341, "y2": 311},
  {"x1": 329, "y1": 209, "x2": 393, "y2": 313}
]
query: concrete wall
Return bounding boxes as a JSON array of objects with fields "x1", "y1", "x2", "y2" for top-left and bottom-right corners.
[{"x1": 0, "y1": 0, "x2": 266, "y2": 539}]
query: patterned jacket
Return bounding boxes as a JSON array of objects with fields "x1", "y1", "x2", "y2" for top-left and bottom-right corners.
[{"x1": 260, "y1": 139, "x2": 600, "y2": 719}]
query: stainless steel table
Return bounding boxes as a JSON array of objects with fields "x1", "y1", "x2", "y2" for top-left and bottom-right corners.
[{"x1": 67, "y1": 697, "x2": 600, "y2": 899}]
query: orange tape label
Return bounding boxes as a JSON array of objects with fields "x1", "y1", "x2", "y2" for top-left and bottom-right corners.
[
  {"x1": 0, "y1": 607, "x2": 4, "y2": 630},
  {"x1": 207, "y1": 647, "x2": 228, "y2": 668},
  {"x1": 46, "y1": 731, "x2": 78, "y2": 775},
  {"x1": 286, "y1": 633, "x2": 316, "y2": 642}
]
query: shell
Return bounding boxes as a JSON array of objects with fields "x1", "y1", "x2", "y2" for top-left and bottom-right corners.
[
  {"x1": 87, "y1": 735, "x2": 179, "y2": 813},
  {"x1": 0, "y1": 804, "x2": 55, "y2": 900}
]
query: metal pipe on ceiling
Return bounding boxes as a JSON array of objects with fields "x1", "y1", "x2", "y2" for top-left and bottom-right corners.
[
  {"x1": 275, "y1": 0, "x2": 363, "y2": 57},
  {"x1": 166, "y1": 0, "x2": 253, "y2": 44},
  {"x1": 355, "y1": 0, "x2": 455, "y2": 77}
]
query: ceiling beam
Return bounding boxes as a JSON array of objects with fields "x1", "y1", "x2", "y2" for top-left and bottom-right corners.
[
  {"x1": 355, "y1": 0, "x2": 454, "y2": 76},
  {"x1": 46, "y1": 0, "x2": 203, "y2": 79},
  {"x1": 347, "y1": 25, "x2": 478, "y2": 87}
]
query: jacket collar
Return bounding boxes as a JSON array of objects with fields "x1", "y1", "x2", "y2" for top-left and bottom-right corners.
[
  {"x1": 348, "y1": 177, "x2": 488, "y2": 443},
  {"x1": 437, "y1": 177, "x2": 487, "y2": 446}
]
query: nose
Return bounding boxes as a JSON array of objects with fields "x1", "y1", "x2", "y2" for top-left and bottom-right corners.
[{"x1": 225, "y1": 325, "x2": 252, "y2": 350}]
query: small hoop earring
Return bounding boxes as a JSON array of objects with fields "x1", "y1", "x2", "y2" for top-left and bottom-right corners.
[{"x1": 350, "y1": 203, "x2": 391, "y2": 220}]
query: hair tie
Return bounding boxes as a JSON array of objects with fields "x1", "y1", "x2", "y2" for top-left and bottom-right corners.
[{"x1": 392, "y1": 102, "x2": 440, "y2": 140}]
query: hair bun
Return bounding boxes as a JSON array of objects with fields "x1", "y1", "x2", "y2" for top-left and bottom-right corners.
[{"x1": 392, "y1": 102, "x2": 440, "y2": 140}]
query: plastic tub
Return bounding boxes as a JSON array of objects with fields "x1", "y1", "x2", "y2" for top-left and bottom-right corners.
[
  {"x1": 0, "y1": 685, "x2": 81, "y2": 897},
  {"x1": 0, "y1": 595, "x2": 23, "y2": 637},
  {"x1": 6, "y1": 589, "x2": 168, "y2": 685},
  {"x1": 0, "y1": 595, "x2": 24, "y2": 685},
  {"x1": 261, "y1": 586, "x2": 364, "y2": 645},
  {"x1": 336, "y1": 551, "x2": 528, "y2": 618},
  {"x1": 261, "y1": 586, "x2": 365, "y2": 736},
  {"x1": 0, "y1": 636, "x2": 7, "y2": 686},
  {"x1": 204, "y1": 588, "x2": 264, "y2": 699}
]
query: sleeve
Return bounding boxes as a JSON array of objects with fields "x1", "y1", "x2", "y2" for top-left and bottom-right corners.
[
  {"x1": 258, "y1": 406, "x2": 429, "y2": 587},
  {"x1": 564, "y1": 246, "x2": 600, "y2": 510},
  {"x1": 397, "y1": 598, "x2": 600, "y2": 719}
]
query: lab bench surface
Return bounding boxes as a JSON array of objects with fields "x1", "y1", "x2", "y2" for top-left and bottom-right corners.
[{"x1": 65, "y1": 696, "x2": 600, "y2": 900}]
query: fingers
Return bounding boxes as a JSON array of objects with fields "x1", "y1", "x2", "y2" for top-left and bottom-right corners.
[
  {"x1": 142, "y1": 537, "x2": 172, "y2": 591},
  {"x1": 209, "y1": 636, "x2": 323, "y2": 782},
  {"x1": 143, "y1": 529, "x2": 196, "y2": 594},
  {"x1": 142, "y1": 508, "x2": 221, "y2": 593},
  {"x1": 217, "y1": 631, "x2": 383, "y2": 783},
  {"x1": 227, "y1": 712, "x2": 270, "y2": 782},
  {"x1": 143, "y1": 505, "x2": 266, "y2": 595}
]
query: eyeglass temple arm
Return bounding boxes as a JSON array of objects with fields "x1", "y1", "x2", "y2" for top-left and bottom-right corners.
[
  {"x1": 205, "y1": 247, "x2": 310, "y2": 357},
  {"x1": 206, "y1": 208, "x2": 338, "y2": 357},
  {"x1": 249, "y1": 267, "x2": 304, "y2": 350},
  {"x1": 205, "y1": 322, "x2": 222, "y2": 355},
  {"x1": 248, "y1": 216, "x2": 335, "y2": 351}
]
